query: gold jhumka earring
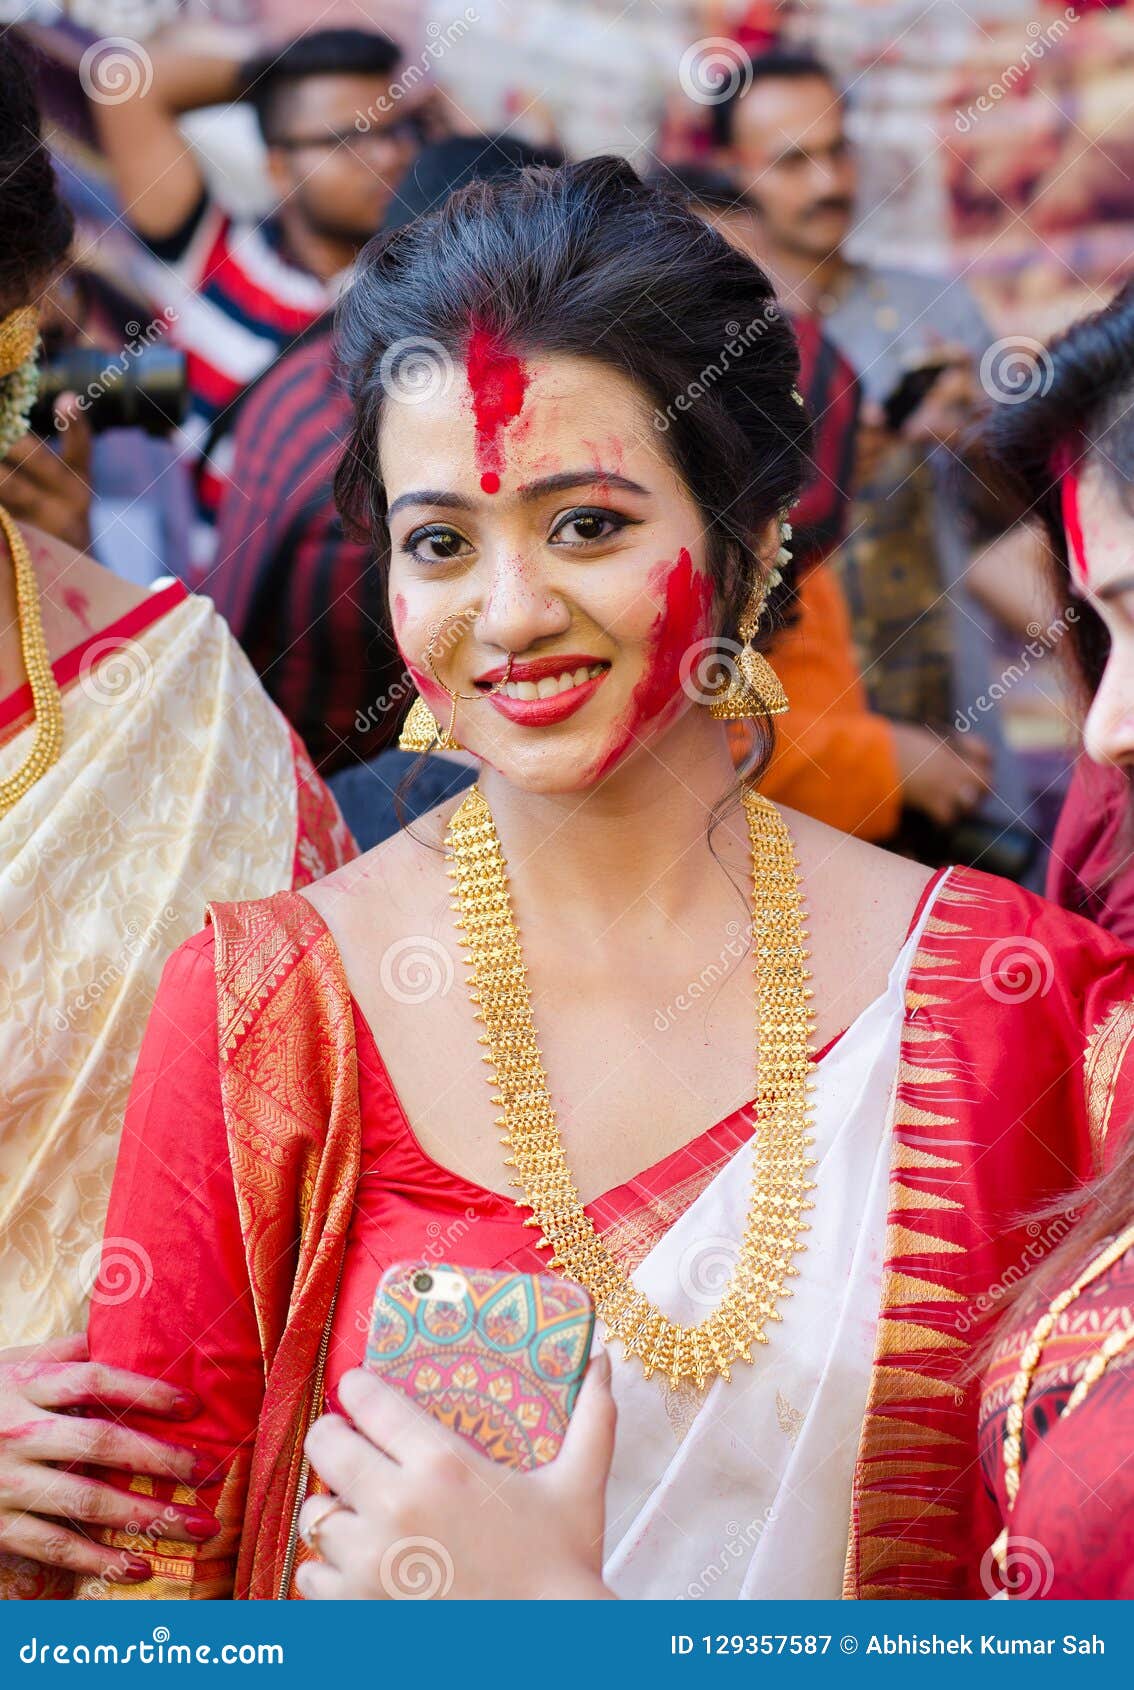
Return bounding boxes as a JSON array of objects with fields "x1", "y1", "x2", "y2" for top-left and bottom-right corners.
[
  {"x1": 709, "y1": 519, "x2": 792, "y2": 721},
  {"x1": 398, "y1": 614, "x2": 515, "y2": 752}
]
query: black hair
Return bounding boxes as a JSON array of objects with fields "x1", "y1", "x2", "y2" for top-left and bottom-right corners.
[
  {"x1": 0, "y1": 35, "x2": 74, "y2": 311},
  {"x1": 242, "y1": 29, "x2": 403, "y2": 143},
  {"x1": 382, "y1": 135, "x2": 565, "y2": 234},
  {"x1": 335, "y1": 155, "x2": 810, "y2": 667},
  {"x1": 975, "y1": 277, "x2": 1134, "y2": 707},
  {"x1": 710, "y1": 48, "x2": 840, "y2": 151}
]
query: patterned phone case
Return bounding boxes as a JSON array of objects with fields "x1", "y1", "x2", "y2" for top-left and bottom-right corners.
[{"x1": 365, "y1": 1262, "x2": 596, "y2": 1470}]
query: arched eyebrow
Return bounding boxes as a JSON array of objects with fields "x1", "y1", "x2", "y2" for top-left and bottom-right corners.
[
  {"x1": 387, "y1": 470, "x2": 649, "y2": 522},
  {"x1": 1096, "y1": 573, "x2": 1134, "y2": 603}
]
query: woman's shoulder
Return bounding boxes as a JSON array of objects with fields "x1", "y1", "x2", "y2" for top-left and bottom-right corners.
[
  {"x1": 301, "y1": 796, "x2": 454, "y2": 938},
  {"x1": 27, "y1": 524, "x2": 157, "y2": 661},
  {"x1": 781, "y1": 805, "x2": 936, "y2": 962}
]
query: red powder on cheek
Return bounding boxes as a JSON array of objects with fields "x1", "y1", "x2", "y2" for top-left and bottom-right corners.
[
  {"x1": 406, "y1": 661, "x2": 450, "y2": 715},
  {"x1": 590, "y1": 548, "x2": 712, "y2": 782},
  {"x1": 466, "y1": 325, "x2": 528, "y2": 492}
]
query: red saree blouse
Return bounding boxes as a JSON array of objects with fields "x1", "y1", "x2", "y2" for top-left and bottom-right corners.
[
  {"x1": 979, "y1": 1236, "x2": 1134, "y2": 1598},
  {"x1": 75, "y1": 866, "x2": 1134, "y2": 1601}
]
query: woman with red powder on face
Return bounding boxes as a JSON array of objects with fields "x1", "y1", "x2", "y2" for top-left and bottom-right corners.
[
  {"x1": 966, "y1": 284, "x2": 1134, "y2": 1597},
  {"x1": 43, "y1": 160, "x2": 1134, "y2": 1602},
  {"x1": 978, "y1": 278, "x2": 1134, "y2": 945}
]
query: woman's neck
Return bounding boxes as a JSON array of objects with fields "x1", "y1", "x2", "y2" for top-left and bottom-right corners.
[{"x1": 475, "y1": 710, "x2": 749, "y2": 926}]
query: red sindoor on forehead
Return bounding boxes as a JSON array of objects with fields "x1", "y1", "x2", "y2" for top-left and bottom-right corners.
[{"x1": 466, "y1": 324, "x2": 528, "y2": 494}]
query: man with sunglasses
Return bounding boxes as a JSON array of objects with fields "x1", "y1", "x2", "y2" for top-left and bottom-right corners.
[{"x1": 93, "y1": 24, "x2": 426, "y2": 565}]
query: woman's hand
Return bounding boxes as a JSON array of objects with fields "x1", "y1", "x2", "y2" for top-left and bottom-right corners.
[
  {"x1": 0, "y1": 1334, "x2": 219, "y2": 1584},
  {"x1": 298, "y1": 1349, "x2": 618, "y2": 1600}
]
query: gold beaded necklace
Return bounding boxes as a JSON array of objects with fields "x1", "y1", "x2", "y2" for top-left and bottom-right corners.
[
  {"x1": 0, "y1": 500, "x2": 64, "y2": 816},
  {"x1": 445, "y1": 783, "x2": 817, "y2": 1390}
]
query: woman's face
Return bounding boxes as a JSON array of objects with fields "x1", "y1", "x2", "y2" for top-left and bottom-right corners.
[
  {"x1": 1074, "y1": 464, "x2": 1134, "y2": 770},
  {"x1": 380, "y1": 337, "x2": 732, "y2": 793}
]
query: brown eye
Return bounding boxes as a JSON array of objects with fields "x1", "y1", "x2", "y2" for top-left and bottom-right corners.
[
  {"x1": 549, "y1": 507, "x2": 631, "y2": 547},
  {"x1": 402, "y1": 524, "x2": 472, "y2": 565}
]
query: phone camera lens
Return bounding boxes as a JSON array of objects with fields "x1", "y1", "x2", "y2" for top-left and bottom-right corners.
[{"x1": 412, "y1": 1271, "x2": 434, "y2": 1294}]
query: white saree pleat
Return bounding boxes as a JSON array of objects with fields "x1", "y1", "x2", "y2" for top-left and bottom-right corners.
[
  {"x1": 0, "y1": 595, "x2": 303, "y2": 1345},
  {"x1": 600, "y1": 875, "x2": 949, "y2": 1600}
]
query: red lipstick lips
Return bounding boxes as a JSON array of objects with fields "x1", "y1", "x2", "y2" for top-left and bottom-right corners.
[
  {"x1": 475, "y1": 652, "x2": 611, "y2": 727},
  {"x1": 474, "y1": 653, "x2": 607, "y2": 687}
]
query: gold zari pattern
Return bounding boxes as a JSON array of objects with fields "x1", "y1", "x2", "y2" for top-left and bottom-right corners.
[
  {"x1": 1001, "y1": 1216, "x2": 1134, "y2": 1512},
  {"x1": 445, "y1": 783, "x2": 816, "y2": 1390}
]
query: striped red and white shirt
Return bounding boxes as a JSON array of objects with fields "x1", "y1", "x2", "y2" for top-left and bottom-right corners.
[{"x1": 142, "y1": 194, "x2": 343, "y2": 563}]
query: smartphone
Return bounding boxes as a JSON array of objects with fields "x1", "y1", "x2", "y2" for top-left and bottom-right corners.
[
  {"x1": 365, "y1": 1261, "x2": 595, "y2": 1470},
  {"x1": 881, "y1": 354, "x2": 954, "y2": 432}
]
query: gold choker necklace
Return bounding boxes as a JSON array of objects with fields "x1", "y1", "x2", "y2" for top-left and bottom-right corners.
[
  {"x1": 0, "y1": 501, "x2": 64, "y2": 816},
  {"x1": 445, "y1": 784, "x2": 816, "y2": 1390}
]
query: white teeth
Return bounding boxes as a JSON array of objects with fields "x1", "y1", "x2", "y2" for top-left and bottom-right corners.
[{"x1": 497, "y1": 663, "x2": 607, "y2": 701}]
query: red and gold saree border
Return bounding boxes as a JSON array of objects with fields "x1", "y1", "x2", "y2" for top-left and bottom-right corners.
[
  {"x1": 207, "y1": 891, "x2": 362, "y2": 1601},
  {"x1": 842, "y1": 869, "x2": 1123, "y2": 1599}
]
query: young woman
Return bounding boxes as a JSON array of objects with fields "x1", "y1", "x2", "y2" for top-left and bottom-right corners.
[
  {"x1": 0, "y1": 38, "x2": 353, "y2": 1596},
  {"x1": 980, "y1": 277, "x2": 1134, "y2": 944},
  {"x1": 71, "y1": 159, "x2": 1134, "y2": 1602},
  {"x1": 975, "y1": 285, "x2": 1134, "y2": 1597}
]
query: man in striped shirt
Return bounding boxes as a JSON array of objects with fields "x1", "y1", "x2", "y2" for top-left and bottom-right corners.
[{"x1": 92, "y1": 24, "x2": 423, "y2": 567}]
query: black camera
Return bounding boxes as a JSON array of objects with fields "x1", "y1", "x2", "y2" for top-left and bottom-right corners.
[{"x1": 29, "y1": 346, "x2": 188, "y2": 438}]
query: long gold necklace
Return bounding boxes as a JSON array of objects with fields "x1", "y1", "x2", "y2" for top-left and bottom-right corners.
[
  {"x1": 0, "y1": 500, "x2": 64, "y2": 816},
  {"x1": 445, "y1": 783, "x2": 816, "y2": 1390}
]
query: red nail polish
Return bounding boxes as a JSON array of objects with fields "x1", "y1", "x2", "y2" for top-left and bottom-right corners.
[
  {"x1": 183, "y1": 1513, "x2": 219, "y2": 1542},
  {"x1": 120, "y1": 1557, "x2": 152, "y2": 1582},
  {"x1": 189, "y1": 1452, "x2": 214, "y2": 1484},
  {"x1": 170, "y1": 1392, "x2": 200, "y2": 1419}
]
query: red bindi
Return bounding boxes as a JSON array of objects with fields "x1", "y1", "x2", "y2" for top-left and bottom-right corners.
[{"x1": 466, "y1": 324, "x2": 528, "y2": 494}]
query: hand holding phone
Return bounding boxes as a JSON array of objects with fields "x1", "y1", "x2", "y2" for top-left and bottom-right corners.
[{"x1": 365, "y1": 1262, "x2": 595, "y2": 1470}]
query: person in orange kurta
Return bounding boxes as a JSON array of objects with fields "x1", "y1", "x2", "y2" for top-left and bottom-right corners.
[{"x1": 750, "y1": 558, "x2": 903, "y2": 839}]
